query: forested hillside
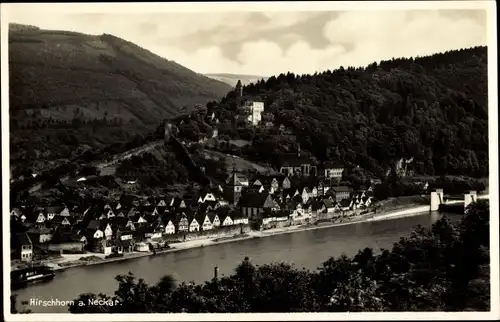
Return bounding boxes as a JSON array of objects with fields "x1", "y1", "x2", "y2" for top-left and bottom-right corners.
[
  {"x1": 209, "y1": 46, "x2": 488, "y2": 178},
  {"x1": 8, "y1": 24, "x2": 231, "y2": 171}
]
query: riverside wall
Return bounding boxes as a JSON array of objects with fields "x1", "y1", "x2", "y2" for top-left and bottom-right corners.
[{"x1": 162, "y1": 224, "x2": 251, "y2": 243}]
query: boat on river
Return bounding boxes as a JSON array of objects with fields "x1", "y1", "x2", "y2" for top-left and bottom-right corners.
[{"x1": 11, "y1": 264, "x2": 55, "y2": 290}]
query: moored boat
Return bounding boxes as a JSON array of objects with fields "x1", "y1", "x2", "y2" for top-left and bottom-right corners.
[{"x1": 11, "y1": 264, "x2": 55, "y2": 290}]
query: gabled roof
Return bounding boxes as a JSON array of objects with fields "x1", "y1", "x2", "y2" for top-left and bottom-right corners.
[
  {"x1": 339, "y1": 199, "x2": 351, "y2": 207},
  {"x1": 238, "y1": 191, "x2": 272, "y2": 208},
  {"x1": 253, "y1": 175, "x2": 277, "y2": 186},
  {"x1": 130, "y1": 214, "x2": 147, "y2": 223},
  {"x1": 226, "y1": 171, "x2": 246, "y2": 186},
  {"x1": 332, "y1": 186, "x2": 353, "y2": 193},
  {"x1": 283, "y1": 199, "x2": 300, "y2": 210},
  {"x1": 322, "y1": 162, "x2": 344, "y2": 169},
  {"x1": 11, "y1": 208, "x2": 23, "y2": 216},
  {"x1": 280, "y1": 154, "x2": 313, "y2": 167},
  {"x1": 282, "y1": 188, "x2": 298, "y2": 197},
  {"x1": 138, "y1": 205, "x2": 156, "y2": 214},
  {"x1": 48, "y1": 215, "x2": 70, "y2": 225},
  {"x1": 109, "y1": 217, "x2": 130, "y2": 229},
  {"x1": 23, "y1": 209, "x2": 44, "y2": 222},
  {"x1": 45, "y1": 206, "x2": 65, "y2": 214},
  {"x1": 195, "y1": 213, "x2": 209, "y2": 223},
  {"x1": 273, "y1": 210, "x2": 290, "y2": 218},
  {"x1": 207, "y1": 212, "x2": 219, "y2": 221},
  {"x1": 323, "y1": 199, "x2": 335, "y2": 208},
  {"x1": 51, "y1": 226, "x2": 83, "y2": 243},
  {"x1": 134, "y1": 225, "x2": 153, "y2": 236},
  {"x1": 292, "y1": 194, "x2": 303, "y2": 203},
  {"x1": 172, "y1": 198, "x2": 186, "y2": 208},
  {"x1": 11, "y1": 233, "x2": 32, "y2": 247},
  {"x1": 311, "y1": 200, "x2": 323, "y2": 211},
  {"x1": 27, "y1": 226, "x2": 52, "y2": 235},
  {"x1": 86, "y1": 219, "x2": 109, "y2": 231}
]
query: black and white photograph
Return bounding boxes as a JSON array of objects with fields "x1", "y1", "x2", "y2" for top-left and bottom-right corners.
[{"x1": 2, "y1": 1, "x2": 498, "y2": 320}]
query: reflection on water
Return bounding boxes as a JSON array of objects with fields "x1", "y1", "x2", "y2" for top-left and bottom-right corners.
[{"x1": 14, "y1": 212, "x2": 459, "y2": 313}]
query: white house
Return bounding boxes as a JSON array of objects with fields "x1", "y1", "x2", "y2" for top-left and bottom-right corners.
[
  {"x1": 165, "y1": 220, "x2": 176, "y2": 234},
  {"x1": 34, "y1": 212, "x2": 46, "y2": 223},
  {"x1": 189, "y1": 218, "x2": 200, "y2": 232},
  {"x1": 120, "y1": 233, "x2": 133, "y2": 241},
  {"x1": 104, "y1": 223, "x2": 113, "y2": 239},
  {"x1": 233, "y1": 217, "x2": 249, "y2": 225},
  {"x1": 210, "y1": 214, "x2": 221, "y2": 228},
  {"x1": 94, "y1": 229, "x2": 104, "y2": 239},
  {"x1": 199, "y1": 215, "x2": 213, "y2": 231},
  {"x1": 145, "y1": 231, "x2": 162, "y2": 240},
  {"x1": 222, "y1": 215, "x2": 234, "y2": 226},
  {"x1": 106, "y1": 209, "x2": 115, "y2": 218},
  {"x1": 245, "y1": 101, "x2": 265, "y2": 126},
  {"x1": 201, "y1": 192, "x2": 216, "y2": 203},
  {"x1": 135, "y1": 216, "x2": 148, "y2": 224}
]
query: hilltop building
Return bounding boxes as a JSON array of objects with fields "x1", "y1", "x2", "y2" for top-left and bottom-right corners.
[
  {"x1": 245, "y1": 101, "x2": 265, "y2": 126},
  {"x1": 322, "y1": 163, "x2": 344, "y2": 182},
  {"x1": 279, "y1": 144, "x2": 317, "y2": 177}
]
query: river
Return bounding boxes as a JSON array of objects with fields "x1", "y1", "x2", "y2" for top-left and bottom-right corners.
[{"x1": 13, "y1": 211, "x2": 460, "y2": 313}]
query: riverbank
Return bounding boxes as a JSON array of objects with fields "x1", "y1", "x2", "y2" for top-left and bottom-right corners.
[
  {"x1": 41, "y1": 205, "x2": 429, "y2": 272},
  {"x1": 39, "y1": 194, "x2": 489, "y2": 272}
]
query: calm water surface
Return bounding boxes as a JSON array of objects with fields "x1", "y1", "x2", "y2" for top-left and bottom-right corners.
[{"x1": 14, "y1": 211, "x2": 459, "y2": 313}]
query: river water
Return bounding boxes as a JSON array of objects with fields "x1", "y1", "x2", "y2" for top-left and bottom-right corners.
[{"x1": 14, "y1": 211, "x2": 460, "y2": 313}]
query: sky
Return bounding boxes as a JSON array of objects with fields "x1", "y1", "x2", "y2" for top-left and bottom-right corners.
[{"x1": 5, "y1": 3, "x2": 489, "y2": 77}]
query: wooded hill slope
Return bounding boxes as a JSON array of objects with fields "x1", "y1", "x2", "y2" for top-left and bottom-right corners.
[
  {"x1": 212, "y1": 46, "x2": 488, "y2": 178},
  {"x1": 8, "y1": 23, "x2": 231, "y2": 170}
]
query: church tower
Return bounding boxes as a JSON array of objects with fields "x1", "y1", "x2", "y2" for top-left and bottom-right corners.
[{"x1": 225, "y1": 160, "x2": 242, "y2": 205}]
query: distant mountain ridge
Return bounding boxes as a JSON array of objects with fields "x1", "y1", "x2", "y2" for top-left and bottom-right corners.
[
  {"x1": 9, "y1": 24, "x2": 232, "y2": 125},
  {"x1": 205, "y1": 73, "x2": 268, "y2": 87},
  {"x1": 8, "y1": 23, "x2": 232, "y2": 169}
]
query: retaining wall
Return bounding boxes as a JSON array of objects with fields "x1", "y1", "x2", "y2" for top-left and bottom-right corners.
[{"x1": 162, "y1": 224, "x2": 251, "y2": 243}]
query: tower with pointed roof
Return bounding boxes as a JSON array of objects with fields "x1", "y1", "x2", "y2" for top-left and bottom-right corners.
[{"x1": 225, "y1": 160, "x2": 242, "y2": 205}]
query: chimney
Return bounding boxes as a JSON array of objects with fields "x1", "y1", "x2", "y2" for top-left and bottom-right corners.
[{"x1": 214, "y1": 266, "x2": 219, "y2": 279}]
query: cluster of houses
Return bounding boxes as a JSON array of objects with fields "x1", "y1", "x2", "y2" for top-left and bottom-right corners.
[
  {"x1": 10, "y1": 194, "x2": 249, "y2": 261},
  {"x1": 227, "y1": 171, "x2": 373, "y2": 227},
  {"x1": 10, "y1": 169, "x2": 374, "y2": 262}
]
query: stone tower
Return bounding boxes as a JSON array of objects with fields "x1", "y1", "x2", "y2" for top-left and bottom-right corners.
[{"x1": 226, "y1": 161, "x2": 242, "y2": 205}]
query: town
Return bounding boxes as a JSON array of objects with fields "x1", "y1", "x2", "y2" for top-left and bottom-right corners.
[
  {"x1": 11, "y1": 93, "x2": 477, "y2": 268},
  {"x1": 11, "y1": 160, "x2": 382, "y2": 264}
]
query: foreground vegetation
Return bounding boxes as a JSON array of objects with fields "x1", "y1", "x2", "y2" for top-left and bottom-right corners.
[{"x1": 33, "y1": 200, "x2": 487, "y2": 313}]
